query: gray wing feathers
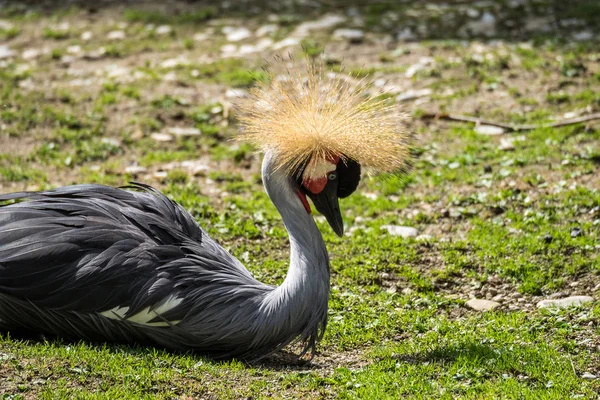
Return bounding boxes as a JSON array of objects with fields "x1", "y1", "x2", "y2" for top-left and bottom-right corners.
[
  {"x1": 0, "y1": 184, "x2": 275, "y2": 357},
  {"x1": 0, "y1": 183, "x2": 322, "y2": 361}
]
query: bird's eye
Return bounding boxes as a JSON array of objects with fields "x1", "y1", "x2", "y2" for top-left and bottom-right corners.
[{"x1": 328, "y1": 172, "x2": 337, "y2": 181}]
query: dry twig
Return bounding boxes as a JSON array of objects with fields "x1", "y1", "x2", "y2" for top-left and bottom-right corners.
[{"x1": 420, "y1": 112, "x2": 600, "y2": 133}]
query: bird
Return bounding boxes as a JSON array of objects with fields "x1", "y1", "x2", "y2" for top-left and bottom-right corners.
[{"x1": 0, "y1": 60, "x2": 411, "y2": 361}]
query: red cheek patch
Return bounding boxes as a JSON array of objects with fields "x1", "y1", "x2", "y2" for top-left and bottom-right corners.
[
  {"x1": 296, "y1": 189, "x2": 312, "y2": 213},
  {"x1": 302, "y1": 176, "x2": 327, "y2": 194}
]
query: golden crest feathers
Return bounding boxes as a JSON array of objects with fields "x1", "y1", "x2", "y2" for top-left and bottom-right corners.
[{"x1": 235, "y1": 57, "x2": 412, "y2": 177}]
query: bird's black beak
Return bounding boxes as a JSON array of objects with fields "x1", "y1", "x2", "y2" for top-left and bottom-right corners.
[{"x1": 306, "y1": 179, "x2": 344, "y2": 237}]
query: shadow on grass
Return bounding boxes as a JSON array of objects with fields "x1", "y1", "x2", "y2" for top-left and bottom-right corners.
[
  {"x1": 390, "y1": 341, "x2": 498, "y2": 365},
  {"x1": 1, "y1": 327, "x2": 319, "y2": 370}
]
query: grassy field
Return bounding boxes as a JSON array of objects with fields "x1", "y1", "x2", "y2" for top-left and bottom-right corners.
[{"x1": 1, "y1": 0, "x2": 599, "y2": 398}]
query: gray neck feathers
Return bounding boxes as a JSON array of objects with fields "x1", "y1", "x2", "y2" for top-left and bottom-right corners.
[{"x1": 253, "y1": 152, "x2": 330, "y2": 349}]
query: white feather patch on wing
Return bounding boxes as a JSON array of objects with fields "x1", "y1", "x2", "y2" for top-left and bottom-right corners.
[
  {"x1": 100, "y1": 306, "x2": 130, "y2": 320},
  {"x1": 99, "y1": 295, "x2": 183, "y2": 327}
]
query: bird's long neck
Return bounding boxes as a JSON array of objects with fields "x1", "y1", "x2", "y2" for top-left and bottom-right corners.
[{"x1": 256, "y1": 152, "x2": 330, "y2": 346}]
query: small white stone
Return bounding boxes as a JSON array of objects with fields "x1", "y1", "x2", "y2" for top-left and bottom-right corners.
[
  {"x1": 0, "y1": 20, "x2": 13, "y2": 30},
  {"x1": 66, "y1": 45, "x2": 82, "y2": 54},
  {"x1": 69, "y1": 78, "x2": 94, "y2": 87},
  {"x1": 132, "y1": 71, "x2": 147, "y2": 80},
  {"x1": 125, "y1": 165, "x2": 148, "y2": 175},
  {"x1": 396, "y1": 88, "x2": 432, "y2": 102},
  {"x1": 84, "y1": 47, "x2": 106, "y2": 60},
  {"x1": 373, "y1": 79, "x2": 387, "y2": 88},
  {"x1": 155, "y1": 25, "x2": 172, "y2": 35},
  {"x1": 272, "y1": 37, "x2": 301, "y2": 50},
  {"x1": 180, "y1": 160, "x2": 209, "y2": 175},
  {"x1": 573, "y1": 31, "x2": 593, "y2": 41},
  {"x1": 563, "y1": 111, "x2": 579, "y2": 119},
  {"x1": 475, "y1": 125, "x2": 505, "y2": 135},
  {"x1": 107, "y1": 30, "x2": 126, "y2": 41},
  {"x1": 59, "y1": 55, "x2": 75, "y2": 66},
  {"x1": 14, "y1": 64, "x2": 29, "y2": 75},
  {"x1": 256, "y1": 24, "x2": 278, "y2": 37},
  {"x1": 239, "y1": 44, "x2": 258, "y2": 55},
  {"x1": 466, "y1": 298, "x2": 501, "y2": 311},
  {"x1": 346, "y1": 226, "x2": 362, "y2": 235},
  {"x1": 256, "y1": 38, "x2": 273, "y2": 50},
  {"x1": 225, "y1": 88, "x2": 248, "y2": 98},
  {"x1": 381, "y1": 225, "x2": 418, "y2": 238},
  {"x1": 582, "y1": 372, "x2": 597, "y2": 379},
  {"x1": 101, "y1": 137, "x2": 120, "y2": 147},
  {"x1": 220, "y1": 44, "x2": 238, "y2": 54},
  {"x1": 193, "y1": 32, "x2": 209, "y2": 41},
  {"x1": 332, "y1": 28, "x2": 364, "y2": 42},
  {"x1": 293, "y1": 14, "x2": 345, "y2": 38},
  {"x1": 167, "y1": 127, "x2": 201, "y2": 137},
  {"x1": 537, "y1": 296, "x2": 594, "y2": 309},
  {"x1": 22, "y1": 48, "x2": 41, "y2": 60},
  {"x1": 162, "y1": 72, "x2": 177, "y2": 82},
  {"x1": 56, "y1": 22, "x2": 70, "y2": 31},
  {"x1": 150, "y1": 132, "x2": 173, "y2": 142},
  {"x1": 224, "y1": 27, "x2": 251, "y2": 42},
  {"x1": 81, "y1": 31, "x2": 93, "y2": 41},
  {"x1": 396, "y1": 27, "x2": 416, "y2": 41},
  {"x1": 105, "y1": 65, "x2": 130, "y2": 79},
  {"x1": 160, "y1": 57, "x2": 190, "y2": 68},
  {"x1": 0, "y1": 45, "x2": 15, "y2": 60},
  {"x1": 466, "y1": 8, "x2": 480, "y2": 18},
  {"x1": 405, "y1": 63, "x2": 424, "y2": 78},
  {"x1": 499, "y1": 137, "x2": 516, "y2": 151},
  {"x1": 405, "y1": 56, "x2": 435, "y2": 78}
]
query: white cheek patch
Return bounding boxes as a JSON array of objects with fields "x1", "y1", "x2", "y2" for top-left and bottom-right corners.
[
  {"x1": 100, "y1": 295, "x2": 183, "y2": 327},
  {"x1": 302, "y1": 160, "x2": 336, "y2": 181}
]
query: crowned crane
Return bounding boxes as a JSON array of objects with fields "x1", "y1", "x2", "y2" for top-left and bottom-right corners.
[{"x1": 0, "y1": 61, "x2": 410, "y2": 361}]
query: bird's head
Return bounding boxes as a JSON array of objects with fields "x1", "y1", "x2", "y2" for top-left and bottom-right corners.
[
  {"x1": 236, "y1": 58, "x2": 411, "y2": 237},
  {"x1": 291, "y1": 154, "x2": 360, "y2": 236}
]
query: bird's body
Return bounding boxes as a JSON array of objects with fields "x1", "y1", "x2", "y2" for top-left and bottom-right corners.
[
  {"x1": 0, "y1": 59, "x2": 410, "y2": 360},
  {"x1": 0, "y1": 153, "x2": 330, "y2": 360}
]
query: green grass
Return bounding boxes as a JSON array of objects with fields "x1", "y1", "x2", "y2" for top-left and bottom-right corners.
[
  {"x1": 2, "y1": 306, "x2": 598, "y2": 399},
  {"x1": 42, "y1": 26, "x2": 70, "y2": 40},
  {"x1": 1, "y1": 0, "x2": 600, "y2": 398},
  {"x1": 185, "y1": 59, "x2": 270, "y2": 87},
  {"x1": 122, "y1": 7, "x2": 218, "y2": 25},
  {"x1": 0, "y1": 165, "x2": 47, "y2": 182},
  {"x1": 0, "y1": 26, "x2": 20, "y2": 40}
]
